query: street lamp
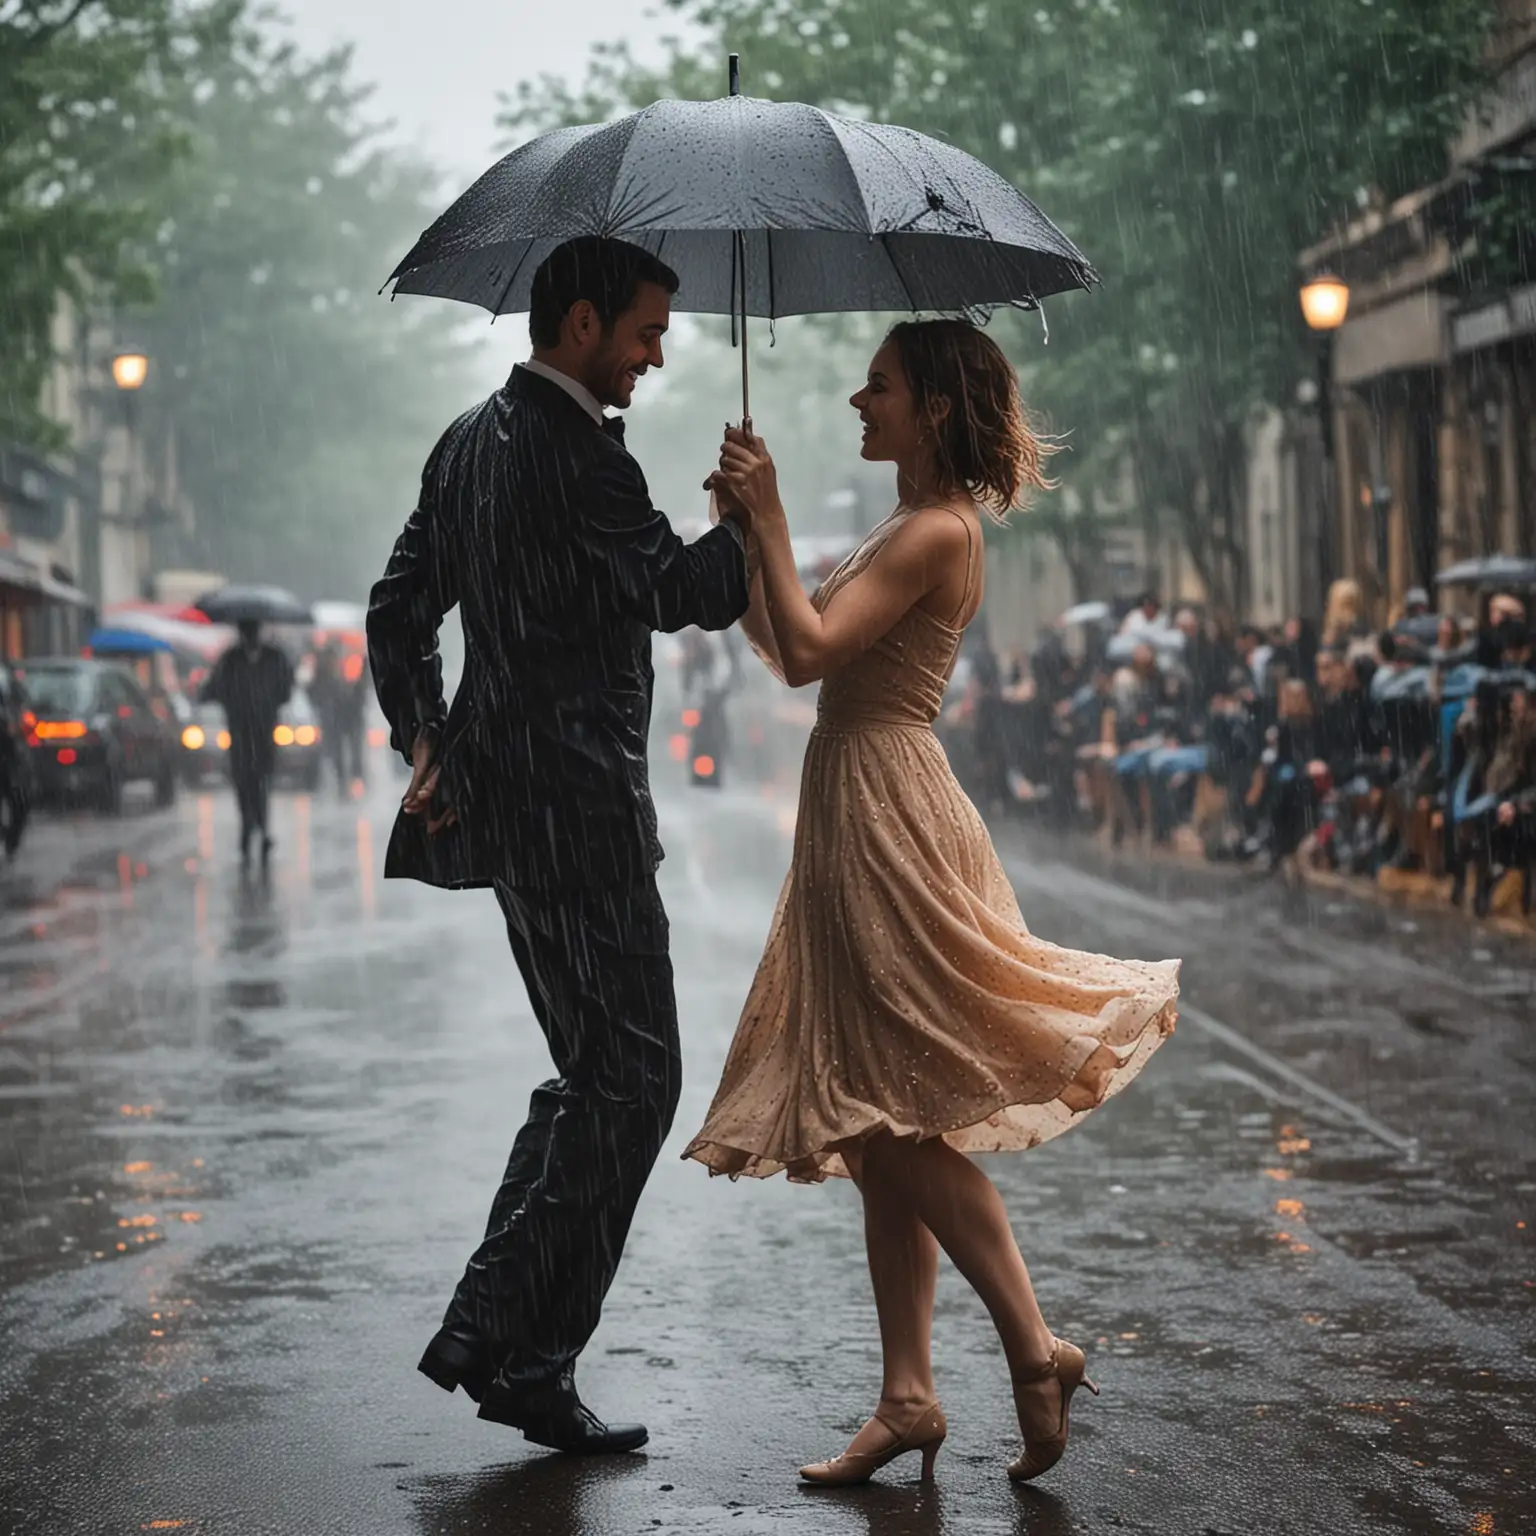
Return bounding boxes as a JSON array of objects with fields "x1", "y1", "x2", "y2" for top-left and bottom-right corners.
[
  {"x1": 108, "y1": 347, "x2": 152, "y2": 601},
  {"x1": 1299, "y1": 275, "x2": 1350, "y2": 334},
  {"x1": 1300, "y1": 272, "x2": 1350, "y2": 600},
  {"x1": 111, "y1": 351, "x2": 149, "y2": 392}
]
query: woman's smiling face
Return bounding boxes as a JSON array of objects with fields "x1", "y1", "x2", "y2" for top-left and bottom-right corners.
[{"x1": 849, "y1": 341, "x2": 924, "y2": 464}]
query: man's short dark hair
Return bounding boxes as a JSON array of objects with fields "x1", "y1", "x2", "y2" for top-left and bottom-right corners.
[{"x1": 528, "y1": 237, "x2": 680, "y2": 348}]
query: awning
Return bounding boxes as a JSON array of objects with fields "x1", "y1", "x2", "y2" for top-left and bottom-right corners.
[
  {"x1": 0, "y1": 549, "x2": 91, "y2": 607},
  {"x1": 1453, "y1": 280, "x2": 1536, "y2": 354}
]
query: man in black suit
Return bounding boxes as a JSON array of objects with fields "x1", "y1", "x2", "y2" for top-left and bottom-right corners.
[{"x1": 367, "y1": 237, "x2": 750, "y2": 1453}]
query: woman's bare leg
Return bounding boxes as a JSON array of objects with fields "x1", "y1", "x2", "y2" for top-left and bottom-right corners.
[
  {"x1": 861, "y1": 1132, "x2": 1055, "y2": 1374},
  {"x1": 828, "y1": 1144, "x2": 940, "y2": 1458}
]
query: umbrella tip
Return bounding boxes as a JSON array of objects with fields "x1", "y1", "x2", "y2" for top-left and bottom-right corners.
[{"x1": 728, "y1": 53, "x2": 740, "y2": 96}]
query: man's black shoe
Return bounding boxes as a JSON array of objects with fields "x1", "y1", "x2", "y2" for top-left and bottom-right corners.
[
  {"x1": 477, "y1": 1376, "x2": 648, "y2": 1454},
  {"x1": 418, "y1": 1326, "x2": 498, "y2": 1403}
]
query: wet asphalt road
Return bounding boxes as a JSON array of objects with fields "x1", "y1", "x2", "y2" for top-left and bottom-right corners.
[{"x1": 1, "y1": 750, "x2": 1533, "y2": 1536}]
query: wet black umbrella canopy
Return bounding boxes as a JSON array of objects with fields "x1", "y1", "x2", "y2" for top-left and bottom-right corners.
[
  {"x1": 193, "y1": 583, "x2": 314, "y2": 627},
  {"x1": 384, "y1": 57, "x2": 1096, "y2": 412}
]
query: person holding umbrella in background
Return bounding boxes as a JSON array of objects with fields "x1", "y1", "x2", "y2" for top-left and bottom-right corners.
[{"x1": 202, "y1": 618, "x2": 294, "y2": 865}]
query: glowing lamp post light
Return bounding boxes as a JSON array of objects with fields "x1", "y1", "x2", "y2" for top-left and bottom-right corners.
[
  {"x1": 1299, "y1": 274, "x2": 1350, "y2": 333},
  {"x1": 111, "y1": 351, "x2": 149, "y2": 392},
  {"x1": 1299, "y1": 273, "x2": 1350, "y2": 596},
  {"x1": 109, "y1": 348, "x2": 150, "y2": 486}
]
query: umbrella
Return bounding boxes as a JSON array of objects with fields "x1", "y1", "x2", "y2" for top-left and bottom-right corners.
[
  {"x1": 386, "y1": 55, "x2": 1095, "y2": 415},
  {"x1": 86, "y1": 627, "x2": 174, "y2": 656},
  {"x1": 193, "y1": 583, "x2": 313, "y2": 626},
  {"x1": 1434, "y1": 554, "x2": 1536, "y2": 588},
  {"x1": 101, "y1": 607, "x2": 234, "y2": 662},
  {"x1": 1059, "y1": 601, "x2": 1111, "y2": 627}
]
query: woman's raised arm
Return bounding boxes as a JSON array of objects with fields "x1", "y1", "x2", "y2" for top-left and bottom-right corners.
[{"x1": 716, "y1": 429, "x2": 965, "y2": 689}]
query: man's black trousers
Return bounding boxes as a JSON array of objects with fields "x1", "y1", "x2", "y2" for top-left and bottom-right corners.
[
  {"x1": 444, "y1": 875, "x2": 681, "y2": 1391},
  {"x1": 229, "y1": 745, "x2": 272, "y2": 848}
]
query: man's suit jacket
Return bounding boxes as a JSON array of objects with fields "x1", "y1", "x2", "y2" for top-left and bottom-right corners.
[{"x1": 367, "y1": 365, "x2": 750, "y2": 890}]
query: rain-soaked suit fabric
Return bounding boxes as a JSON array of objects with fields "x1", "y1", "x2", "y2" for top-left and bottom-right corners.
[
  {"x1": 684, "y1": 514, "x2": 1181, "y2": 1182},
  {"x1": 366, "y1": 364, "x2": 750, "y2": 890},
  {"x1": 446, "y1": 878, "x2": 679, "y2": 1388}
]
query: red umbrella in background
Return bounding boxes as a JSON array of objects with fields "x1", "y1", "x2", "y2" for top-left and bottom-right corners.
[{"x1": 102, "y1": 605, "x2": 234, "y2": 662}]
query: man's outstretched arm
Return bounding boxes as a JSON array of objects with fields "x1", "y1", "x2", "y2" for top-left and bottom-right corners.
[{"x1": 581, "y1": 449, "x2": 749, "y2": 634}]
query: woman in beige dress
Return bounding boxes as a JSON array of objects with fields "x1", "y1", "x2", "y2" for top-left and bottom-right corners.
[{"x1": 687, "y1": 318, "x2": 1179, "y2": 1487}]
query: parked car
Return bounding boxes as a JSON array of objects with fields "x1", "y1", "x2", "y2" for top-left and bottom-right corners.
[
  {"x1": 16, "y1": 658, "x2": 178, "y2": 813},
  {"x1": 178, "y1": 684, "x2": 324, "y2": 791},
  {"x1": 1, "y1": 662, "x2": 35, "y2": 857}
]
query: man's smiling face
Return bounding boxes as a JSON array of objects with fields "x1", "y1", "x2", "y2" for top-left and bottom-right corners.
[{"x1": 584, "y1": 281, "x2": 671, "y2": 409}]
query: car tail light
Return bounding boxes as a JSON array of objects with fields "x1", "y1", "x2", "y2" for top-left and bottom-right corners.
[
  {"x1": 273, "y1": 724, "x2": 295, "y2": 746},
  {"x1": 681, "y1": 707, "x2": 701, "y2": 728},
  {"x1": 693, "y1": 754, "x2": 716, "y2": 777},
  {"x1": 217, "y1": 730, "x2": 231, "y2": 750},
  {"x1": 56, "y1": 748, "x2": 78, "y2": 765},
  {"x1": 182, "y1": 725, "x2": 206, "y2": 750},
  {"x1": 367, "y1": 727, "x2": 387, "y2": 748},
  {"x1": 294, "y1": 724, "x2": 318, "y2": 746},
  {"x1": 35, "y1": 720, "x2": 88, "y2": 740}
]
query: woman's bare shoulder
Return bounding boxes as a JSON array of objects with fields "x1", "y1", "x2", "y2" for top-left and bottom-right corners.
[{"x1": 883, "y1": 500, "x2": 978, "y2": 564}]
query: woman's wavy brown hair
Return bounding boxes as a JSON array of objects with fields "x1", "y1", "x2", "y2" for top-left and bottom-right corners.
[{"x1": 884, "y1": 318, "x2": 1056, "y2": 519}]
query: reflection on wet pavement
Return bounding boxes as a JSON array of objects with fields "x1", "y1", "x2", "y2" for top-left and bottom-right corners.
[{"x1": 0, "y1": 768, "x2": 1532, "y2": 1533}]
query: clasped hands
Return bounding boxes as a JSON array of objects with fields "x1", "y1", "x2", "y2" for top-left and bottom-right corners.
[{"x1": 704, "y1": 423, "x2": 781, "y2": 530}]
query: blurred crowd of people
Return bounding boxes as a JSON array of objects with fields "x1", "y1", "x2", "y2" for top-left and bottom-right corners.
[{"x1": 941, "y1": 578, "x2": 1536, "y2": 916}]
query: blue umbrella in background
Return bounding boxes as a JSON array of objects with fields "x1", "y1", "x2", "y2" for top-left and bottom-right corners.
[{"x1": 86, "y1": 627, "x2": 175, "y2": 656}]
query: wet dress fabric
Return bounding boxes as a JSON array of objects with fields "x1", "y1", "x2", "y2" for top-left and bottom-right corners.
[{"x1": 684, "y1": 510, "x2": 1180, "y2": 1182}]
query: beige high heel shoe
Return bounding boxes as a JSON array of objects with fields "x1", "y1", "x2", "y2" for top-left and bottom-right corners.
[
  {"x1": 1007, "y1": 1338, "x2": 1099, "y2": 1482},
  {"x1": 799, "y1": 1399, "x2": 948, "y2": 1486}
]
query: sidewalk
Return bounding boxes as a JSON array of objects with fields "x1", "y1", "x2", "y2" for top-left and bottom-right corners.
[{"x1": 1035, "y1": 780, "x2": 1536, "y2": 943}]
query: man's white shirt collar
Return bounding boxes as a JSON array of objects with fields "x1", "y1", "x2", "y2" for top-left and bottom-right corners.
[{"x1": 522, "y1": 357, "x2": 606, "y2": 426}]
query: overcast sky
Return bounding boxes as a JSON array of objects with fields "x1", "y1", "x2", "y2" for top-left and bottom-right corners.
[{"x1": 279, "y1": 0, "x2": 698, "y2": 181}]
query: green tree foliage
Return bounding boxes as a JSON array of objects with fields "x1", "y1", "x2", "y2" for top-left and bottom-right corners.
[
  {"x1": 505, "y1": 0, "x2": 1496, "y2": 607},
  {"x1": 119, "y1": 17, "x2": 477, "y2": 595},
  {"x1": 2, "y1": 2, "x2": 482, "y2": 595},
  {"x1": 0, "y1": 0, "x2": 238, "y2": 448}
]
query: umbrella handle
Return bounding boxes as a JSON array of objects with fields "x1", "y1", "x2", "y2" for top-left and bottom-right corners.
[
  {"x1": 737, "y1": 230, "x2": 750, "y2": 424},
  {"x1": 729, "y1": 54, "x2": 750, "y2": 425}
]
